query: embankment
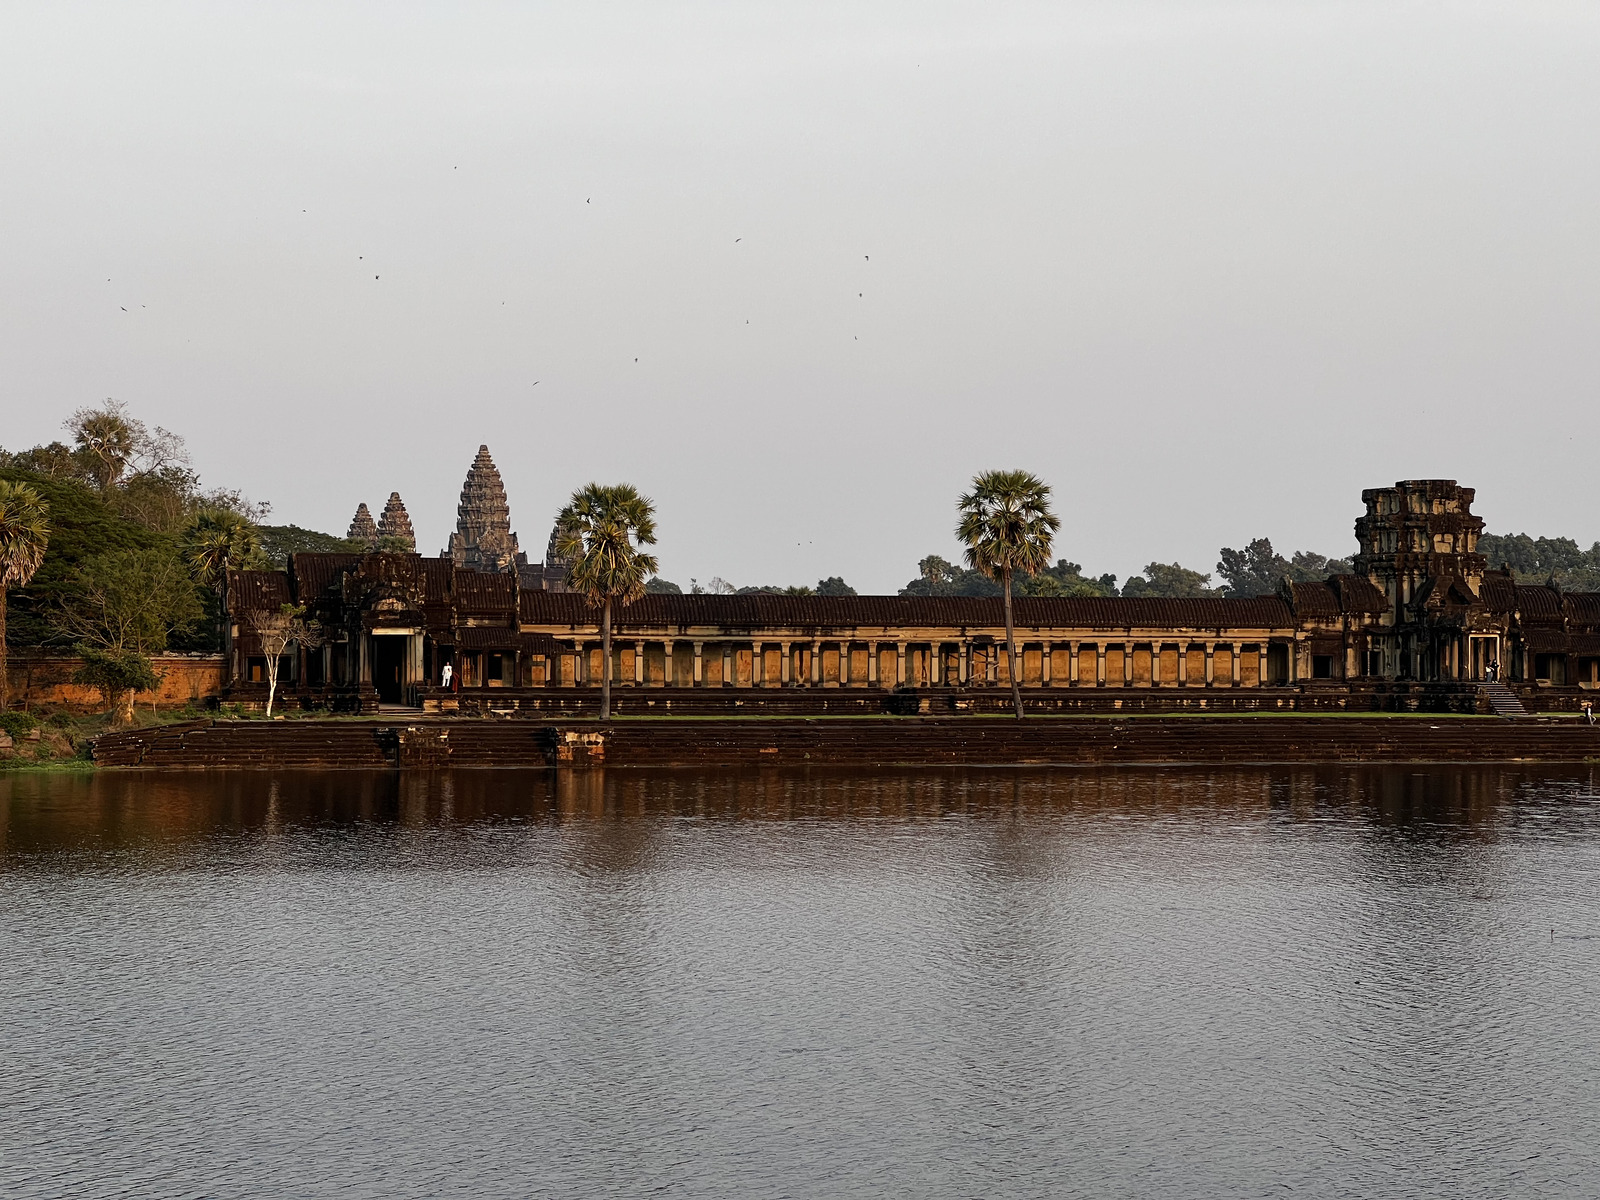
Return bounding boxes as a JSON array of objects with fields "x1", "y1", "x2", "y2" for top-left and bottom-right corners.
[{"x1": 89, "y1": 715, "x2": 1600, "y2": 769}]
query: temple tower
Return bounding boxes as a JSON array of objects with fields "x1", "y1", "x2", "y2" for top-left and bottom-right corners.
[
  {"x1": 1353, "y1": 480, "x2": 1489, "y2": 680},
  {"x1": 376, "y1": 492, "x2": 416, "y2": 551},
  {"x1": 447, "y1": 445, "x2": 524, "y2": 573},
  {"x1": 347, "y1": 502, "x2": 379, "y2": 550}
]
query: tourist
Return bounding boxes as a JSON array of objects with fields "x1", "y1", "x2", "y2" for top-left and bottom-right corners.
[
  {"x1": 441, "y1": 662, "x2": 453, "y2": 690},
  {"x1": 1584, "y1": 701, "x2": 1595, "y2": 726},
  {"x1": 1487, "y1": 659, "x2": 1499, "y2": 682}
]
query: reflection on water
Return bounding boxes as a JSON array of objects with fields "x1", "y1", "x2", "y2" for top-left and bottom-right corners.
[{"x1": 3, "y1": 766, "x2": 1600, "y2": 1199}]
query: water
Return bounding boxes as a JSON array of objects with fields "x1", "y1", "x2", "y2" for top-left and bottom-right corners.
[{"x1": 3, "y1": 766, "x2": 1600, "y2": 1199}]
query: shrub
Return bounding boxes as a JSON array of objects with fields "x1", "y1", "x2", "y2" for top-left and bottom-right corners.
[
  {"x1": 0, "y1": 712, "x2": 39, "y2": 738},
  {"x1": 46, "y1": 711, "x2": 75, "y2": 729}
]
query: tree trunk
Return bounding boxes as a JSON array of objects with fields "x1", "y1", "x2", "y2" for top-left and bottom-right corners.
[
  {"x1": 1003, "y1": 569, "x2": 1023, "y2": 720},
  {"x1": 265, "y1": 661, "x2": 277, "y2": 719},
  {"x1": 0, "y1": 591, "x2": 8, "y2": 712},
  {"x1": 600, "y1": 597, "x2": 613, "y2": 721}
]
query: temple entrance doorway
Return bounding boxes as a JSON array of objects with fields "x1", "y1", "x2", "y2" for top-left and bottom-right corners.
[
  {"x1": 372, "y1": 636, "x2": 407, "y2": 704},
  {"x1": 1470, "y1": 636, "x2": 1498, "y2": 681}
]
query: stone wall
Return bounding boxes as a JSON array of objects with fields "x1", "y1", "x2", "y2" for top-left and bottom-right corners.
[{"x1": 4, "y1": 653, "x2": 227, "y2": 713}]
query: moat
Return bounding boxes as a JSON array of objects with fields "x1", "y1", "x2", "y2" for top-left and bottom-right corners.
[{"x1": 4, "y1": 766, "x2": 1599, "y2": 1198}]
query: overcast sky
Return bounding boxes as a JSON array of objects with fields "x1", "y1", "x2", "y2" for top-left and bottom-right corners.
[{"x1": 4, "y1": 2, "x2": 1597, "y2": 592}]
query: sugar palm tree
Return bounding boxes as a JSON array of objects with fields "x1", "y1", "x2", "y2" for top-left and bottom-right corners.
[
  {"x1": 957, "y1": 469, "x2": 1060, "y2": 720},
  {"x1": 184, "y1": 509, "x2": 263, "y2": 680},
  {"x1": 0, "y1": 480, "x2": 51, "y2": 712},
  {"x1": 553, "y1": 484, "x2": 659, "y2": 721}
]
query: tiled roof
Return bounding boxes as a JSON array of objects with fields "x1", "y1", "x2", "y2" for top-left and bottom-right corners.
[
  {"x1": 1286, "y1": 582, "x2": 1339, "y2": 618},
  {"x1": 1563, "y1": 593, "x2": 1600, "y2": 625},
  {"x1": 452, "y1": 569, "x2": 515, "y2": 614},
  {"x1": 229, "y1": 570, "x2": 292, "y2": 612},
  {"x1": 289, "y1": 553, "x2": 362, "y2": 599},
  {"x1": 1515, "y1": 585, "x2": 1565, "y2": 621},
  {"x1": 519, "y1": 591, "x2": 1295, "y2": 631},
  {"x1": 1331, "y1": 575, "x2": 1389, "y2": 613}
]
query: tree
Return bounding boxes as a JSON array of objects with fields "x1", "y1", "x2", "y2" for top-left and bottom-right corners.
[
  {"x1": 1121, "y1": 562, "x2": 1219, "y2": 598},
  {"x1": 899, "y1": 554, "x2": 1002, "y2": 597},
  {"x1": 256, "y1": 524, "x2": 365, "y2": 566},
  {"x1": 1021, "y1": 559, "x2": 1118, "y2": 598},
  {"x1": 185, "y1": 508, "x2": 264, "y2": 591},
  {"x1": 1217, "y1": 538, "x2": 1356, "y2": 597},
  {"x1": 553, "y1": 484, "x2": 659, "y2": 721},
  {"x1": 956, "y1": 470, "x2": 1060, "y2": 719},
  {"x1": 817, "y1": 576, "x2": 857, "y2": 596},
  {"x1": 0, "y1": 480, "x2": 51, "y2": 711},
  {"x1": 184, "y1": 508, "x2": 265, "y2": 666},
  {"x1": 644, "y1": 577, "x2": 682, "y2": 594},
  {"x1": 66, "y1": 400, "x2": 189, "y2": 494},
  {"x1": 250, "y1": 603, "x2": 322, "y2": 718},
  {"x1": 53, "y1": 546, "x2": 203, "y2": 656},
  {"x1": 72, "y1": 646, "x2": 161, "y2": 727}
]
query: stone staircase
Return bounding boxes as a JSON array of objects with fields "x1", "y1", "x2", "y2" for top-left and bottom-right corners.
[{"x1": 1480, "y1": 682, "x2": 1529, "y2": 718}]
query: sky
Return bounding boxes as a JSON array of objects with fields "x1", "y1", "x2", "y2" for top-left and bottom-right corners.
[{"x1": 3, "y1": 1, "x2": 1597, "y2": 593}]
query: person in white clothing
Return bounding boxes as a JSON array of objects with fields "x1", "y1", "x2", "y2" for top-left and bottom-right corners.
[{"x1": 441, "y1": 662, "x2": 453, "y2": 689}]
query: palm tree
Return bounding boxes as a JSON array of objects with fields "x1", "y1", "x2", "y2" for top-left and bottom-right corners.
[
  {"x1": 0, "y1": 480, "x2": 51, "y2": 712},
  {"x1": 184, "y1": 509, "x2": 263, "y2": 679},
  {"x1": 956, "y1": 469, "x2": 1060, "y2": 720},
  {"x1": 553, "y1": 484, "x2": 659, "y2": 721}
]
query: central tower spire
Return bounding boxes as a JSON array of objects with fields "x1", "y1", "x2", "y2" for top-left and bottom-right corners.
[{"x1": 447, "y1": 444, "x2": 524, "y2": 572}]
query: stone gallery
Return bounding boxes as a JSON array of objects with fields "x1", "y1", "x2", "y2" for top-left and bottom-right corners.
[{"x1": 227, "y1": 464, "x2": 1600, "y2": 712}]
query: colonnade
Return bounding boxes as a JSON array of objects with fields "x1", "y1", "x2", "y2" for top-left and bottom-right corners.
[{"x1": 552, "y1": 637, "x2": 1292, "y2": 689}]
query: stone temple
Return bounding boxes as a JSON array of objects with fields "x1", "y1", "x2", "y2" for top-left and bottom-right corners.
[{"x1": 231, "y1": 477, "x2": 1600, "y2": 714}]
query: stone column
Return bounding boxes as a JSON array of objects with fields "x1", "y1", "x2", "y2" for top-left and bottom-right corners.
[
  {"x1": 838, "y1": 642, "x2": 850, "y2": 686},
  {"x1": 693, "y1": 641, "x2": 704, "y2": 687},
  {"x1": 897, "y1": 642, "x2": 907, "y2": 686},
  {"x1": 1069, "y1": 640, "x2": 1080, "y2": 686},
  {"x1": 959, "y1": 641, "x2": 970, "y2": 685},
  {"x1": 1178, "y1": 642, "x2": 1188, "y2": 686},
  {"x1": 868, "y1": 642, "x2": 879, "y2": 685},
  {"x1": 1096, "y1": 642, "x2": 1107, "y2": 687},
  {"x1": 1205, "y1": 641, "x2": 1215, "y2": 686},
  {"x1": 662, "y1": 639, "x2": 675, "y2": 687},
  {"x1": 723, "y1": 645, "x2": 733, "y2": 687},
  {"x1": 634, "y1": 640, "x2": 645, "y2": 685},
  {"x1": 1259, "y1": 643, "x2": 1269, "y2": 688},
  {"x1": 781, "y1": 641, "x2": 792, "y2": 685},
  {"x1": 1042, "y1": 641, "x2": 1052, "y2": 687},
  {"x1": 751, "y1": 641, "x2": 763, "y2": 687},
  {"x1": 812, "y1": 640, "x2": 823, "y2": 685},
  {"x1": 1123, "y1": 642, "x2": 1134, "y2": 686},
  {"x1": 1231, "y1": 642, "x2": 1242, "y2": 687}
]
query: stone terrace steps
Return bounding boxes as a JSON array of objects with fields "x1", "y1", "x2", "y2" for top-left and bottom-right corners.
[
  {"x1": 1481, "y1": 682, "x2": 1530, "y2": 718},
  {"x1": 91, "y1": 715, "x2": 1600, "y2": 769},
  {"x1": 576, "y1": 716, "x2": 1600, "y2": 767}
]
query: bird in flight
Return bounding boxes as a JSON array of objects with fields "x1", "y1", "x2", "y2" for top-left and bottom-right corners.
[
  {"x1": 735, "y1": 238, "x2": 741, "y2": 243},
  {"x1": 532, "y1": 381, "x2": 540, "y2": 386},
  {"x1": 120, "y1": 307, "x2": 126, "y2": 311}
]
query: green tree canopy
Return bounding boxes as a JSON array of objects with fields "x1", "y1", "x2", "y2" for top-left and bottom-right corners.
[
  {"x1": 1121, "y1": 562, "x2": 1220, "y2": 598},
  {"x1": 1216, "y1": 538, "x2": 1354, "y2": 597},
  {"x1": 0, "y1": 479, "x2": 51, "y2": 710},
  {"x1": 52, "y1": 545, "x2": 203, "y2": 655}
]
